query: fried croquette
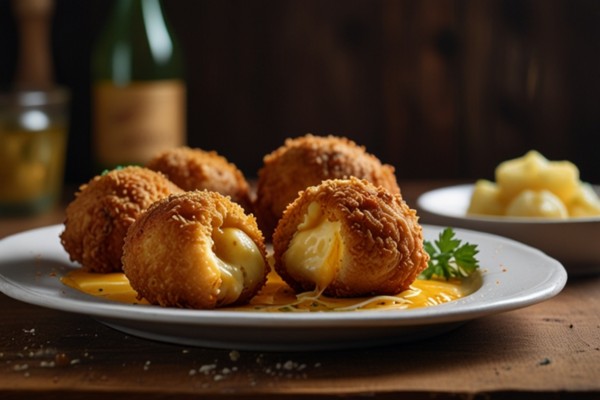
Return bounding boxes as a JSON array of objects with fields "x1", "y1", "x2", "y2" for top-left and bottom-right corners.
[
  {"x1": 272, "y1": 177, "x2": 428, "y2": 298},
  {"x1": 255, "y1": 134, "x2": 400, "y2": 240},
  {"x1": 122, "y1": 191, "x2": 269, "y2": 309},
  {"x1": 146, "y1": 146, "x2": 252, "y2": 212},
  {"x1": 60, "y1": 167, "x2": 183, "y2": 273}
]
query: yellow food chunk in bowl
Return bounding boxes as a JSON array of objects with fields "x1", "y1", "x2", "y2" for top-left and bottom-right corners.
[
  {"x1": 467, "y1": 180, "x2": 505, "y2": 216},
  {"x1": 568, "y1": 183, "x2": 600, "y2": 217},
  {"x1": 505, "y1": 190, "x2": 568, "y2": 218},
  {"x1": 496, "y1": 150, "x2": 579, "y2": 204}
]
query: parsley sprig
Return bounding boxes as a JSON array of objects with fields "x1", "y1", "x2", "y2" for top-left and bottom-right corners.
[{"x1": 419, "y1": 227, "x2": 480, "y2": 280}]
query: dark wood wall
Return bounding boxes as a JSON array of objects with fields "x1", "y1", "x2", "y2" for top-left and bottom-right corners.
[{"x1": 1, "y1": 0, "x2": 600, "y2": 185}]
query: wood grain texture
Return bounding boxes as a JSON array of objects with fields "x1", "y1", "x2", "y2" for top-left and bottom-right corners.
[
  {"x1": 459, "y1": 0, "x2": 572, "y2": 181},
  {"x1": 168, "y1": 0, "x2": 388, "y2": 178},
  {"x1": 383, "y1": 0, "x2": 459, "y2": 179},
  {"x1": 2, "y1": 0, "x2": 600, "y2": 187}
]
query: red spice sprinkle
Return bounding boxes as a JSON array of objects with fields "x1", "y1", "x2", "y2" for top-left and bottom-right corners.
[{"x1": 502, "y1": 269, "x2": 507, "y2": 272}]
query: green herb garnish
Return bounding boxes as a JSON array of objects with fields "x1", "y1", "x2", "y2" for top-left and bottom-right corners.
[
  {"x1": 419, "y1": 227, "x2": 480, "y2": 280},
  {"x1": 101, "y1": 166, "x2": 125, "y2": 176}
]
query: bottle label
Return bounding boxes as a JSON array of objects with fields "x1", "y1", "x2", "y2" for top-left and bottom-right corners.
[{"x1": 93, "y1": 80, "x2": 186, "y2": 167}]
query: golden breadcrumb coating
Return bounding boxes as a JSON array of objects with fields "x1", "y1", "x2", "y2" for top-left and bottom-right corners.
[
  {"x1": 273, "y1": 177, "x2": 428, "y2": 297},
  {"x1": 122, "y1": 191, "x2": 269, "y2": 309},
  {"x1": 255, "y1": 134, "x2": 400, "y2": 240},
  {"x1": 60, "y1": 167, "x2": 183, "y2": 273},
  {"x1": 146, "y1": 146, "x2": 252, "y2": 212}
]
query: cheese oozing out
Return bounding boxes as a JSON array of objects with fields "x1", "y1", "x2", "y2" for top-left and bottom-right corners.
[
  {"x1": 283, "y1": 202, "x2": 343, "y2": 291},
  {"x1": 210, "y1": 227, "x2": 265, "y2": 306},
  {"x1": 61, "y1": 267, "x2": 473, "y2": 311}
]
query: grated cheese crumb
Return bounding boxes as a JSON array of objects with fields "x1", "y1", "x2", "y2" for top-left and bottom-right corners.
[
  {"x1": 229, "y1": 350, "x2": 240, "y2": 361},
  {"x1": 199, "y1": 364, "x2": 216, "y2": 374},
  {"x1": 40, "y1": 361, "x2": 55, "y2": 368}
]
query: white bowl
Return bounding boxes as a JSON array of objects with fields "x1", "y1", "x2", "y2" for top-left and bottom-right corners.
[{"x1": 416, "y1": 184, "x2": 600, "y2": 275}]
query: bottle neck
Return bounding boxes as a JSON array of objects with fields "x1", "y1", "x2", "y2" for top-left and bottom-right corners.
[
  {"x1": 94, "y1": 0, "x2": 181, "y2": 84},
  {"x1": 139, "y1": 0, "x2": 174, "y2": 65},
  {"x1": 109, "y1": 0, "x2": 169, "y2": 45},
  {"x1": 106, "y1": 0, "x2": 138, "y2": 37}
]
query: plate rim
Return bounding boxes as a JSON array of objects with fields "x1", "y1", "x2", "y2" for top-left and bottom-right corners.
[{"x1": 0, "y1": 224, "x2": 567, "y2": 329}]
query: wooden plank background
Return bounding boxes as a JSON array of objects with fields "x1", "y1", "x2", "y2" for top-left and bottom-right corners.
[{"x1": 1, "y1": 0, "x2": 600, "y2": 184}]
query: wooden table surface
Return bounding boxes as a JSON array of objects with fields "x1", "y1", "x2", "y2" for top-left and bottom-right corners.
[{"x1": 1, "y1": 181, "x2": 599, "y2": 400}]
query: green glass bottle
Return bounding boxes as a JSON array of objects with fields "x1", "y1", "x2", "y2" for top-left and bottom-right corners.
[{"x1": 92, "y1": 0, "x2": 186, "y2": 172}]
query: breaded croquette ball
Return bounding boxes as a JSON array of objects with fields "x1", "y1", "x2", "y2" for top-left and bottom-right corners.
[
  {"x1": 122, "y1": 191, "x2": 269, "y2": 309},
  {"x1": 60, "y1": 167, "x2": 183, "y2": 273},
  {"x1": 146, "y1": 146, "x2": 252, "y2": 212},
  {"x1": 255, "y1": 134, "x2": 400, "y2": 240},
  {"x1": 272, "y1": 177, "x2": 428, "y2": 298}
]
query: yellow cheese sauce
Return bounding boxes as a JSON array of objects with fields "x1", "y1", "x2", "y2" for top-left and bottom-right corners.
[
  {"x1": 61, "y1": 269, "x2": 479, "y2": 312},
  {"x1": 61, "y1": 271, "x2": 150, "y2": 305}
]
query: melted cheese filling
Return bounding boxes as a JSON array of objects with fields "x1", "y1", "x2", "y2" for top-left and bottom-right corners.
[
  {"x1": 210, "y1": 227, "x2": 266, "y2": 306},
  {"x1": 283, "y1": 202, "x2": 342, "y2": 291}
]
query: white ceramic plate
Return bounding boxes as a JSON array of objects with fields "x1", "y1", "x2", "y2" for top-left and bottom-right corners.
[
  {"x1": 0, "y1": 224, "x2": 566, "y2": 351},
  {"x1": 417, "y1": 184, "x2": 600, "y2": 275}
]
